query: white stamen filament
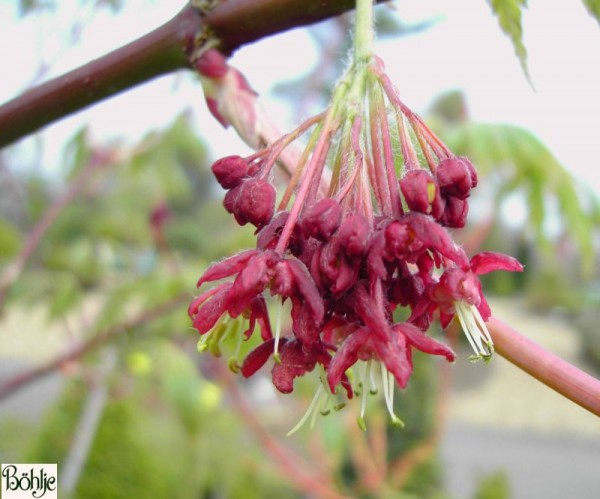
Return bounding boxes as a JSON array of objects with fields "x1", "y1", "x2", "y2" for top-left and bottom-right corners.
[
  {"x1": 369, "y1": 362, "x2": 378, "y2": 395},
  {"x1": 197, "y1": 332, "x2": 211, "y2": 352},
  {"x1": 454, "y1": 301, "x2": 494, "y2": 360},
  {"x1": 287, "y1": 384, "x2": 324, "y2": 436},
  {"x1": 381, "y1": 363, "x2": 392, "y2": 415},
  {"x1": 359, "y1": 362, "x2": 371, "y2": 420}
]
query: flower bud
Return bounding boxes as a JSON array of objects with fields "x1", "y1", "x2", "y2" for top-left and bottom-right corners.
[
  {"x1": 223, "y1": 184, "x2": 241, "y2": 214},
  {"x1": 400, "y1": 169, "x2": 437, "y2": 214},
  {"x1": 436, "y1": 157, "x2": 475, "y2": 199},
  {"x1": 235, "y1": 178, "x2": 276, "y2": 228},
  {"x1": 440, "y1": 196, "x2": 468, "y2": 228},
  {"x1": 300, "y1": 198, "x2": 342, "y2": 241},
  {"x1": 212, "y1": 155, "x2": 249, "y2": 189},
  {"x1": 338, "y1": 214, "x2": 371, "y2": 257},
  {"x1": 195, "y1": 49, "x2": 229, "y2": 78}
]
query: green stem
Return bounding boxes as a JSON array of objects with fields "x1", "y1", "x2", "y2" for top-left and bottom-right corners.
[{"x1": 353, "y1": 0, "x2": 374, "y2": 64}]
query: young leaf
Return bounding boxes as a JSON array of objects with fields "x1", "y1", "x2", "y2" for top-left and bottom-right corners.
[
  {"x1": 582, "y1": 0, "x2": 600, "y2": 25},
  {"x1": 487, "y1": 0, "x2": 530, "y2": 80}
]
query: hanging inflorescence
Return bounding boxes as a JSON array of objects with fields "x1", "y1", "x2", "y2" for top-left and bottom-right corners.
[{"x1": 190, "y1": 22, "x2": 522, "y2": 431}]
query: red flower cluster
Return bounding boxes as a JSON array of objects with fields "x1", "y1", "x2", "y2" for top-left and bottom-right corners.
[{"x1": 191, "y1": 53, "x2": 523, "y2": 430}]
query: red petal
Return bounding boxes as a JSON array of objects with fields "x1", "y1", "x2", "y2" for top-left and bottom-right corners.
[
  {"x1": 353, "y1": 283, "x2": 390, "y2": 342},
  {"x1": 327, "y1": 328, "x2": 370, "y2": 393},
  {"x1": 394, "y1": 322, "x2": 456, "y2": 362},
  {"x1": 470, "y1": 251, "x2": 524, "y2": 275},
  {"x1": 252, "y1": 296, "x2": 273, "y2": 340},
  {"x1": 332, "y1": 258, "x2": 359, "y2": 296},
  {"x1": 190, "y1": 283, "x2": 232, "y2": 334},
  {"x1": 373, "y1": 333, "x2": 412, "y2": 389},
  {"x1": 271, "y1": 341, "x2": 317, "y2": 394},
  {"x1": 287, "y1": 257, "x2": 324, "y2": 324},
  {"x1": 197, "y1": 249, "x2": 259, "y2": 287},
  {"x1": 227, "y1": 252, "x2": 271, "y2": 317},
  {"x1": 406, "y1": 213, "x2": 469, "y2": 268},
  {"x1": 291, "y1": 298, "x2": 321, "y2": 348},
  {"x1": 241, "y1": 338, "x2": 281, "y2": 378}
]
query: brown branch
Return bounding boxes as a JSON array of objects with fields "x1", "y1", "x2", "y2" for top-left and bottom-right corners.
[
  {"x1": 206, "y1": 0, "x2": 380, "y2": 55},
  {"x1": 0, "y1": 293, "x2": 188, "y2": 402},
  {"x1": 0, "y1": 6, "x2": 201, "y2": 148},
  {"x1": 489, "y1": 317, "x2": 600, "y2": 417},
  {"x1": 0, "y1": 0, "x2": 386, "y2": 149}
]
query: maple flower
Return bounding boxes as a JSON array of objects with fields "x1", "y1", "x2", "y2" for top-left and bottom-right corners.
[
  {"x1": 190, "y1": 0, "x2": 523, "y2": 432},
  {"x1": 410, "y1": 252, "x2": 524, "y2": 360}
]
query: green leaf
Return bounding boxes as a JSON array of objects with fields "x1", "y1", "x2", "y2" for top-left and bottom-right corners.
[
  {"x1": 441, "y1": 122, "x2": 597, "y2": 275},
  {"x1": 47, "y1": 272, "x2": 82, "y2": 319},
  {"x1": 582, "y1": 0, "x2": 600, "y2": 25},
  {"x1": 488, "y1": 0, "x2": 530, "y2": 80},
  {"x1": 18, "y1": 0, "x2": 54, "y2": 16},
  {"x1": 62, "y1": 128, "x2": 91, "y2": 179},
  {"x1": 0, "y1": 218, "x2": 22, "y2": 258}
]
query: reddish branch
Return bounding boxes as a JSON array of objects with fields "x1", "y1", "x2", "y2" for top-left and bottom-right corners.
[
  {"x1": 0, "y1": 150, "x2": 113, "y2": 311},
  {"x1": 0, "y1": 293, "x2": 188, "y2": 402},
  {"x1": 0, "y1": 0, "x2": 384, "y2": 148}
]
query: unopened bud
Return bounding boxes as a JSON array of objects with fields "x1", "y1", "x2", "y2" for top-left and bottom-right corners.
[
  {"x1": 235, "y1": 178, "x2": 276, "y2": 228},
  {"x1": 300, "y1": 198, "x2": 342, "y2": 241},
  {"x1": 212, "y1": 155, "x2": 249, "y2": 189}
]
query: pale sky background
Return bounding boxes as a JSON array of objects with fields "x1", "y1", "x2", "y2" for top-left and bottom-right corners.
[{"x1": 0, "y1": 0, "x2": 599, "y2": 194}]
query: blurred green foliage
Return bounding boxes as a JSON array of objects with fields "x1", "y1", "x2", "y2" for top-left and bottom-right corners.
[
  {"x1": 25, "y1": 342, "x2": 298, "y2": 498},
  {"x1": 2, "y1": 2, "x2": 600, "y2": 494},
  {"x1": 473, "y1": 470, "x2": 511, "y2": 499}
]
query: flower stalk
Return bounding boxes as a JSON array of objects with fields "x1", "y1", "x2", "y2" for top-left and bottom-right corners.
[{"x1": 490, "y1": 317, "x2": 600, "y2": 417}]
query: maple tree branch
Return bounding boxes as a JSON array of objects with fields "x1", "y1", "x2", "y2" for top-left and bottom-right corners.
[
  {"x1": 0, "y1": 293, "x2": 187, "y2": 402},
  {"x1": 0, "y1": 0, "x2": 384, "y2": 149},
  {"x1": 0, "y1": 5, "x2": 200, "y2": 148}
]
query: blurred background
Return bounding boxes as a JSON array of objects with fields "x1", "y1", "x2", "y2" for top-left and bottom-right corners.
[{"x1": 0, "y1": 1, "x2": 599, "y2": 498}]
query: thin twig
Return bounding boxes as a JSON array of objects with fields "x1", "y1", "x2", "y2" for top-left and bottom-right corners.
[
  {"x1": 61, "y1": 347, "x2": 118, "y2": 495},
  {"x1": 0, "y1": 150, "x2": 111, "y2": 312},
  {"x1": 0, "y1": 292, "x2": 188, "y2": 402}
]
